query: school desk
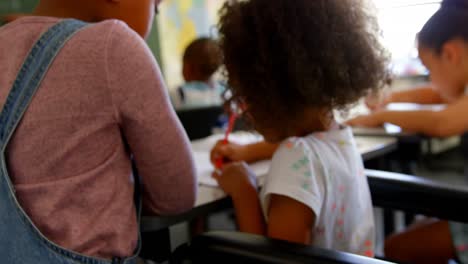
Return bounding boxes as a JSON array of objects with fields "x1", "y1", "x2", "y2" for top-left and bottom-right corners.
[
  {"x1": 352, "y1": 102, "x2": 463, "y2": 179},
  {"x1": 352, "y1": 102, "x2": 458, "y2": 151},
  {"x1": 141, "y1": 133, "x2": 398, "y2": 233}
]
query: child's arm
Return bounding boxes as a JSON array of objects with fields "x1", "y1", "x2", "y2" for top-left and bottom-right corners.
[
  {"x1": 267, "y1": 195, "x2": 315, "y2": 244},
  {"x1": 214, "y1": 144, "x2": 318, "y2": 244},
  {"x1": 213, "y1": 163, "x2": 315, "y2": 241},
  {"x1": 261, "y1": 142, "x2": 319, "y2": 245},
  {"x1": 107, "y1": 21, "x2": 197, "y2": 215},
  {"x1": 232, "y1": 184, "x2": 266, "y2": 235},
  {"x1": 366, "y1": 85, "x2": 444, "y2": 110},
  {"x1": 213, "y1": 162, "x2": 266, "y2": 235},
  {"x1": 386, "y1": 86, "x2": 445, "y2": 105},
  {"x1": 211, "y1": 140, "x2": 279, "y2": 164},
  {"x1": 349, "y1": 95, "x2": 468, "y2": 137}
]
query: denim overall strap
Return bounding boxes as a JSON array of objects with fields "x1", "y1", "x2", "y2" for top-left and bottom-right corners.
[{"x1": 0, "y1": 20, "x2": 139, "y2": 264}]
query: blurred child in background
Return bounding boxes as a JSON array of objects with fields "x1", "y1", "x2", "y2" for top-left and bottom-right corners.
[{"x1": 172, "y1": 37, "x2": 225, "y2": 108}]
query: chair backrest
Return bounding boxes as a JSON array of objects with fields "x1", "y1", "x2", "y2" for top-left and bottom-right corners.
[
  {"x1": 176, "y1": 105, "x2": 224, "y2": 140},
  {"x1": 171, "y1": 231, "x2": 394, "y2": 264},
  {"x1": 366, "y1": 169, "x2": 468, "y2": 223}
]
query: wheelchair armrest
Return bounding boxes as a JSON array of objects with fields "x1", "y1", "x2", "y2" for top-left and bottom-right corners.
[
  {"x1": 366, "y1": 169, "x2": 468, "y2": 222},
  {"x1": 173, "y1": 231, "x2": 393, "y2": 264}
]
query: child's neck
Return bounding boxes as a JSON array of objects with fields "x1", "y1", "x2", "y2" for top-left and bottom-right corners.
[
  {"x1": 294, "y1": 109, "x2": 338, "y2": 137},
  {"x1": 33, "y1": 2, "x2": 97, "y2": 22}
]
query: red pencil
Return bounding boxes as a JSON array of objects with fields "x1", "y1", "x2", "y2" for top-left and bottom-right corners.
[{"x1": 215, "y1": 113, "x2": 237, "y2": 169}]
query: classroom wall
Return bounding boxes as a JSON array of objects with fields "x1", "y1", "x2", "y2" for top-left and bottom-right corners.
[
  {"x1": 157, "y1": 0, "x2": 225, "y2": 90},
  {"x1": 0, "y1": 0, "x2": 38, "y2": 24}
]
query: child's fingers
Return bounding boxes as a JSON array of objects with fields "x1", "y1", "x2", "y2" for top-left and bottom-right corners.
[
  {"x1": 217, "y1": 144, "x2": 230, "y2": 155},
  {"x1": 211, "y1": 151, "x2": 220, "y2": 162},
  {"x1": 214, "y1": 140, "x2": 227, "y2": 150},
  {"x1": 211, "y1": 150, "x2": 228, "y2": 165},
  {"x1": 211, "y1": 145, "x2": 232, "y2": 164},
  {"x1": 210, "y1": 144, "x2": 224, "y2": 163},
  {"x1": 211, "y1": 169, "x2": 222, "y2": 180}
]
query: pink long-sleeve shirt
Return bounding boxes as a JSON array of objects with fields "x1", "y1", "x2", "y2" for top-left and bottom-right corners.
[{"x1": 0, "y1": 17, "x2": 197, "y2": 259}]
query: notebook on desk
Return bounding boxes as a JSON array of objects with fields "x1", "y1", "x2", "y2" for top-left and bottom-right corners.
[
  {"x1": 194, "y1": 151, "x2": 270, "y2": 187},
  {"x1": 192, "y1": 132, "x2": 268, "y2": 187}
]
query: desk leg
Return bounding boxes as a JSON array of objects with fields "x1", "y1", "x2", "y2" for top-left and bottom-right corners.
[
  {"x1": 140, "y1": 229, "x2": 172, "y2": 262},
  {"x1": 405, "y1": 213, "x2": 415, "y2": 227},
  {"x1": 398, "y1": 156, "x2": 416, "y2": 228},
  {"x1": 384, "y1": 209, "x2": 395, "y2": 237},
  {"x1": 364, "y1": 154, "x2": 396, "y2": 237}
]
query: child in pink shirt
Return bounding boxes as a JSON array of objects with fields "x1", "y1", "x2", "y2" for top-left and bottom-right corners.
[{"x1": 0, "y1": 0, "x2": 197, "y2": 260}]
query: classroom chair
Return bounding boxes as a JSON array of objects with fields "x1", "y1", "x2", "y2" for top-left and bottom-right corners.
[
  {"x1": 171, "y1": 231, "x2": 391, "y2": 264},
  {"x1": 175, "y1": 104, "x2": 251, "y2": 141},
  {"x1": 176, "y1": 105, "x2": 225, "y2": 140}
]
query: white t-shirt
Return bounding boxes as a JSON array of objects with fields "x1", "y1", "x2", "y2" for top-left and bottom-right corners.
[
  {"x1": 260, "y1": 127, "x2": 375, "y2": 257},
  {"x1": 171, "y1": 81, "x2": 224, "y2": 108}
]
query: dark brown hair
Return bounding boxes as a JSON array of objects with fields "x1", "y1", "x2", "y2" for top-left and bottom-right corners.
[
  {"x1": 183, "y1": 37, "x2": 223, "y2": 81},
  {"x1": 418, "y1": 0, "x2": 468, "y2": 53},
  {"x1": 218, "y1": 0, "x2": 390, "y2": 137}
]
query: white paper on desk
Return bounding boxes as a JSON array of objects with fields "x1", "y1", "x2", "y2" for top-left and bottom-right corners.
[
  {"x1": 194, "y1": 151, "x2": 270, "y2": 187},
  {"x1": 386, "y1": 103, "x2": 446, "y2": 112},
  {"x1": 352, "y1": 123, "x2": 403, "y2": 136}
]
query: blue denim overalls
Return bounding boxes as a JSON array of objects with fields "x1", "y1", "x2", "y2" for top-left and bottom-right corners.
[{"x1": 0, "y1": 19, "x2": 141, "y2": 264}]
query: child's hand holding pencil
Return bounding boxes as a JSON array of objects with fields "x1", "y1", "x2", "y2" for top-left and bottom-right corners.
[
  {"x1": 211, "y1": 102, "x2": 251, "y2": 169},
  {"x1": 210, "y1": 140, "x2": 252, "y2": 168},
  {"x1": 213, "y1": 113, "x2": 238, "y2": 169}
]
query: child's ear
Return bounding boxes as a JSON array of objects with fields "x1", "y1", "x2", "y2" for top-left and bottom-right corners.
[{"x1": 441, "y1": 40, "x2": 463, "y2": 66}]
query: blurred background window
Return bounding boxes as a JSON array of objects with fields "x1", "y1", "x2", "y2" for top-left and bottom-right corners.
[{"x1": 371, "y1": 0, "x2": 442, "y2": 77}]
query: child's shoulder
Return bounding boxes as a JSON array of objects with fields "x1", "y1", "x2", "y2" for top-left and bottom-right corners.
[
  {"x1": 276, "y1": 127, "x2": 355, "y2": 156},
  {"x1": 82, "y1": 19, "x2": 152, "y2": 66},
  {"x1": 83, "y1": 19, "x2": 141, "y2": 44},
  {"x1": 278, "y1": 134, "x2": 327, "y2": 151},
  {"x1": 274, "y1": 137, "x2": 316, "y2": 162},
  {"x1": 279, "y1": 137, "x2": 308, "y2": 151},
  {"x1": 279, "y1": 129, "x2": 345, "y2": 149}
]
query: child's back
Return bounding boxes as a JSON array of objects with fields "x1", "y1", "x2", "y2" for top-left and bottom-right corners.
[
  {"x1": 262, "y1": 128, "x2": 374, "y2": 256},
  {"x1": 211, "y1": 0, "x2": 389, "y2": 256},
  {"x1": 0, "y1": 16, "x2": 196, "y2": 259}
]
